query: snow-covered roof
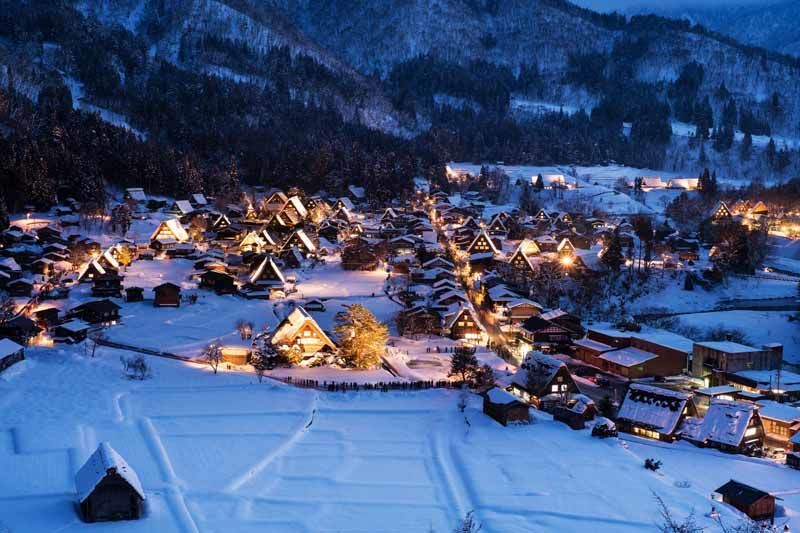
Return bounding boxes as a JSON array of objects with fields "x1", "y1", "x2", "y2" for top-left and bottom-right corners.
[
  {"x1": 573, "y1": 338, "x2": 614, "y2": 353},
  {"x1": 486, "y1": 387, "x2": 524, "y2": 405},
  {"x1": 287, "y1": 195, "x2": 309, "y2": 218},
  {"x1": 191, "y1": 193, "x2": 208, "y2": 206},
  {"x1": 271, "y1": 307, "x2": 335, "y2": 349},
  {"x1": 756, "y1": 400, "x2": 800, "y2": 423},
  {"x1": 539, "y1": 309, "x2": 567, "y2": 321},
  {"x1": 444, "y1": 306, "x2": 484, "y2": 331},
  {"x1": 617, "y1": 384, "x2": 691, "y2": 434},
  {"x1": 75, "y1": 442, "x2": 145, "y2": 503},
  {"x1": 695, "y1": 341, "x2": 758, "y2": 354},
  {"x1": 599, "y1": 347, "x2": 658, "y2": 368},
  {"x1": 696, "y1": 385, "x2": 740, "y2": 396},
  {"x1": 348, "y1": 185, "x2": 366, "y2": 199},
  {"x1": 288, "y1": 229, "x2": 316, "y2": 253},
  {"x1": 682, "y1": 400, "x2": 757, "y2": 447},
  {"x1": 173, "y1": 200, "x2": 194, "y2": 215},
  {"x1": 250, "y1": 256, "x2": 285, "y2": 284},
  {"x1": 125, "y1": 188, "x2": 147, "y2": 201},
  {"x1": 337, "y1": 197, "x2": 355, "y2": 211},
  {"x1": 0, "y1": 257, "x2": 21, "y2": 271},
  {"x1": 0, "y1": 338, "x2": 23, "y2": 358},
  {"x1": 150, "y1": 218, "x2": 189, "y2": 243}
]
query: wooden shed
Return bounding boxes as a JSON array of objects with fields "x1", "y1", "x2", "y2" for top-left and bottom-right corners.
[
  {"x1": 153, "y1": 283, "x2": 181, "y2": 307},
  {"x1": 714, "y1": 480, "x2": 777, "y2": 523},
  {"x1": 76, "y1": 442, "x2": 145, "y2": 522},
  {"x1": 0, "y1": 338, "x2": 25, "y2": 373},
  {"x1": 482, "y1": 387, "x2": 530, "y2": 426}
]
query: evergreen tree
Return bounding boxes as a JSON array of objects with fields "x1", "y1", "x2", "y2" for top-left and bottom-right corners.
[
  {"x1": 0, "y1": 196, "x2": 8, "y2": 232},
  {"x1": 450, "y1": 346, "x2": 479, "y2": 384},
  {"x1": 602, "y1": 228, "x2": 624, "y2": 274},
  {"x1": 740, "y1": 131, "x2": 752, "y2": 161},
  {"x1": 334, "y1": 304, "x2": 389, "y2": 369},
  {"x1": 683, "y1": 272, "x2": 694, "y2": 291}
]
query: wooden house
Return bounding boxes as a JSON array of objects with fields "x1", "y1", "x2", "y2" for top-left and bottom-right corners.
[
  {"x1": 76, "y1": 442, "x2": 145, "y2": 522},
  {"x1": 443, "y1": 307, "x2": 485, "y2": 342},
  {"x1": 0, "y1": 338, "x2": 24, "y2": 373},
  {"x1": 264, "y1": 191, "x2": 289, "y2": 213},
  {"x1": 199, "y1": 270, "x2": 237, "y2": 295},
  {"x1": 616, "y1": 384, "x2": 695, "y2": 441},
  {"x1": 282, "y1": 229, "x2": 317, "y2": 257},
  {"x1": 714, "y1": 480, "x2": 776, "y2": 523},
  {"x1": 400, "y1": 306, "x2": 442, "y2": 335},
  {"x1": 125, "y1": 287, "x2": 144, "y2": 303},
  {"x1": 270, "y1": 307, "x2": 336, "y2": 355},
  {"x1": 0, "y1": 312, "x2": 39, "y2": 342},
  {"x1": 247, "y1": 256, "x2": 285, "y2": 294},
  {"x1": 466, "y1": 231, "x2": 499, "y2": 257},
  {"x1": 711, "y1": 201, "x2": 733, "y2": 222},
  {"x1": 153, "y1": 283, "x2": 181, "y2": 307},
  {"x1": 189, "y1": 193, "x2": 208, "y2": 210},
  {"x1": 304, "y1": 299, "x2": 326, "y2": 312},
  {"x1": 507, "y1": 352, "x2": 578, "y2": 408},
  {"x1": 209, "y1": 213, "x2": 232, "y2": 233},
  {"x1": 680, "y1": 400, "x2": 764, "y2": 456},
  {"x1": 67, "y1": 300, "x2": 121, "y2": 325},
  {"x1": 483, "y1": 387, "x2": 530, "y2": 426},
  {"x1": 53, "y1": 320, "x2": 91, "y2": 344},
  {"x1": 150, "y1": 219, "x2": 189, "y2": 247},
  {"x1": 7, "y1": 278, "x2": 33, "y2": 297},
  {"x1": 32, "y1": 306, "x2": 60, "y2": 328},
  {"x1": 517, "y1": 316, "x2": 573, "y2": 346},
  {"x1": 92, "y1": 274, "x2": 124, "y2": 298}
]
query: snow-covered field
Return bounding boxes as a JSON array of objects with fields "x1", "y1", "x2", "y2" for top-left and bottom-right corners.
[{"x1": 2, "y1": 347, "x2": 796, "y2": 532}]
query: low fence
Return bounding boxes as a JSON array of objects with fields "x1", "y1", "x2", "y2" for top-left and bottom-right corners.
[{"x1": 272, "y1": 376, "x2": 461, "y2": 392}]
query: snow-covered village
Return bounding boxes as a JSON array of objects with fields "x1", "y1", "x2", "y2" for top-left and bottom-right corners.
[
  {"x1": 4, "y1": 0, "x2": 800, "y2": 531},
  {"x1": 0, "y1": 161, "x2": 797, "y2": 532}
]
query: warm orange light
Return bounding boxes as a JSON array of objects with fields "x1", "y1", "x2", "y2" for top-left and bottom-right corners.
[{"x1": 560, "y1": 256, "x2": 574, "y2": 266}]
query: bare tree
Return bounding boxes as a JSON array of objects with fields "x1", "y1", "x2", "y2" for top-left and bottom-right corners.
[
  {"x1": 235, "y1": 319, "x2": 254, "y2": 340},
  {"x1": 454, "y1": 511, "x2": 481, "y2": 533},
  {"x1": 653, "y1": 492, "x2": 703, "y2": 533},
  {"x1": 120, "y1": 355, "x2": 151, "y2": 380},
  {"x1": 86, "y1": 331, "x2": 107, "y2": 358},
  {"x1": 0, "y1": 295, "x2": 16, "y2": 325},
  {"x1": 202, "y1": 341, "x2": 223, "y2": 374}
]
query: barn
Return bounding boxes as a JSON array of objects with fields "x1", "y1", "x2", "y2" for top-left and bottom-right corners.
[
  {"x1": 0, "y1": 338, "x2": 25, "y2": 373},
  {"x1": 153, "y1": 283, "x2": 181, "y2": 307},
  {"x1": 482, "y1": 387, "x2": 530, "y2": 426},
  {"x1": 714, "y1": 480, "x2": 777, "y2": 523},
  {"x1": 75, "y1": 442, "x2": 145, "y2": 522}
]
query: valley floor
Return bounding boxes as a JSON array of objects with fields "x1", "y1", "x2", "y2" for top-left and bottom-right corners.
[{"x1": 1, "y1": 347, "x2": 798, "y2": 532}]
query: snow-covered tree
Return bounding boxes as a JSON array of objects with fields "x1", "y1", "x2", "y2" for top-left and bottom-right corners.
[{"x1": 334, "y1": 304, "x2": 388, "y2": 369}]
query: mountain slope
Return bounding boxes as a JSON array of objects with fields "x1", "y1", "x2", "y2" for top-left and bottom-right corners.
[
  {"x1": 265, "y1": 0, "x2": 800, "y2": 137},
  {"x1": 621, "y1": 0, "x2": 800, "y2": 58}
]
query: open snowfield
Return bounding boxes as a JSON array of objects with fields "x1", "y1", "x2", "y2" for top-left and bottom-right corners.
[
  {"x1": 2, "y1": 346, "x2": 797, "y2": 532},
  {"x1": 673, "y1": 310, "x2": 800, "y2": 364}
]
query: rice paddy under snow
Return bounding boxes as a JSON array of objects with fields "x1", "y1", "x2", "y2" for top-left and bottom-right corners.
[{"x1": 1, "y1": 348, "x2": 798, "y2": 532}]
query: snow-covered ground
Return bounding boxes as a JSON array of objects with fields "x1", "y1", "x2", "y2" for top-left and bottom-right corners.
[
  {"x1": 1, "y1": 347, "x2": 795, "y2": 532},
  {"x1": 673, "y1": 310, "x2": 800, "y2": 364}
]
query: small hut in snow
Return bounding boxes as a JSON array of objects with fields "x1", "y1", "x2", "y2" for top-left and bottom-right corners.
[{"x1": 75, "y1": 442, "x2": 145, "y2": 522}]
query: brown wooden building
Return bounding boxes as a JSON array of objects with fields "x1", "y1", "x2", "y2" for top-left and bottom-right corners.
[
  {"x1": 153, "y1": 283, "x2": 181, "y2": 307},
  {"x1": 714, "y1": 480, "x2": 777, "y2": 523},
  {"x1": 76, "y1": 442, "x2": 145, "y2": 522},
  {"x1": 483, "y1": 387, "x2": 530, "y2": 426}
]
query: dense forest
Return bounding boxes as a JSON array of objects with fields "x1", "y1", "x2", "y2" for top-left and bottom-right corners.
[{"x1": 0, "y1": 0, "x2": 797, "y2": 210}]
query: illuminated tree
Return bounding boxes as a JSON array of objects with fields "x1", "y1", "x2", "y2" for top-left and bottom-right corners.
[
  {"x1": 334, "y1": 304, "x2": 388, "y2": 369},
  {"x1": 202, "y1": 340, "x2": 222, "y2": 374}
]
